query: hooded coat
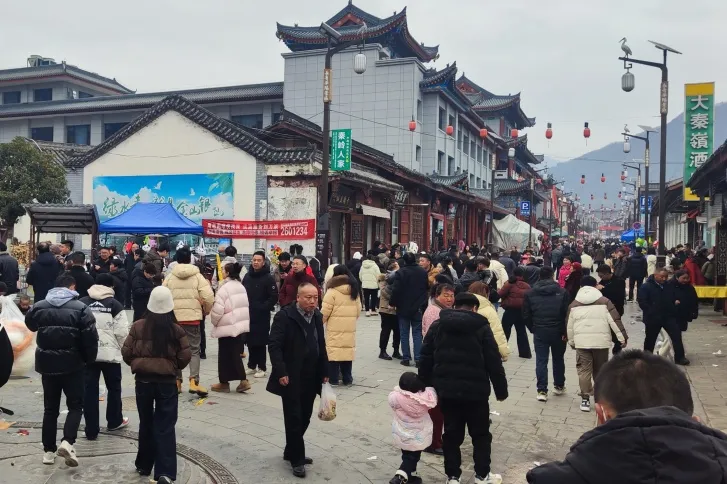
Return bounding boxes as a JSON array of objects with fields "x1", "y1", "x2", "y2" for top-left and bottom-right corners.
[
  {"x1": 684, "y1": 257, "x2": 707, "y2": 286},
  {"x1": 79, "y1": 285, "x2": 129, "y2": 363},
  {"x1": 210, "y1": 278, "x2": 250, "y2": 338},
  {"x1": 488, "y1": 259, "x2": 509, "y2": 290},
  {"x1": 472, "y1": 294, "x2": 510, "y2": 361},
  {"x1": 627, "y1": 252, "x2": 648, "y2": 279},
  {"x1": 109, "y1": 269, "x2": 128, "y2": 304},
  {"x1": 377, "y1": 272, "x2": 396, "y2": 315},
  {"x1": 526, "y1": 406, "x2": 727, "y2": 484},
  {"x1": 321, "y1": 275, "x2": 361, "y2": 361},
  {"x1": 389, "y1": 386, "x2": 438, "y2": 451},
  {"x1": 390, "y1": 260, "x2": 429, "y2": 319},
  {"x1": 359, "y1": 259, "x2": 382, "y2": 290},
  {"x1": 26, "y1": 251, "x2": 62, "y2": 302},
  {"x1": 638, "y1": 275, "x2": 676, "y2": 326},
  {"x1": 567, "y1": 286, "x2": 626, "y2": 349},
  {"x1": 131, "y1": 261, "x2": 155, "y2": 321},
  {"x1": 668, "y1": 277, "x2": 699, "y2": 331},
  {"x1": 162, "y1": 263, "x2": 214, "y2": 323}
]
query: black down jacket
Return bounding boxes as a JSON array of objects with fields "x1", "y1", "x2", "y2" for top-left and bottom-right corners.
[
  {"x1": 242, "y1": 266, "x2": 279, "y2": 346},
  {"x1": 627, "y1": 252, "x2": 648, "y2": 279},
  {"x1": 527, "y1": 406, "x2": 727, "y2": 484},
  {"x1": 25, "y1": 294, "x2": 98, "y2": 375},
  {"x1": 26, "y1": 252, "x2": 62, "y2": 302},
  {"x1": 390, "y1": 261, "x2": 430, "y2": 319},
  {"x1": 522, "y1": 279, "x2": 570, "y2": 336}
]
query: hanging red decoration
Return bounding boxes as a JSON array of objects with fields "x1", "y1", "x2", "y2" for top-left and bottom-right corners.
[
  {"x1": 408, "y1": 119, "x2": 416, "y2": 132},
  {"x1": 583, "y1": 122, "x2": 591, "y2": 139},
  {"x1": 604, "y1": 193, "x2": 608, "y2": 200},
  {"x1": 580, "y1": 175, "x2": 585, "y2": 185},
  {"x1": 545, "y1": 122, "x2": 553, "y2": 140},
  {"x1": 618, "y1": 191, "x2": 622, "y2": 198},
  {"x1": 591, "y1": 194, "x2": 594, "y2": 200},
  {"x1": 479, "y1": 128, "x2": 488, "y2": 139},
  {"x1": 600, "y1": 173, "x2": 606, "y2": 183},
  {"x1": 613, "y1": 203, "x2": 616, "y2": 209},
  {"x1": 446, "y1": 125, "x2": 454, "y2": 136},
  {"x1": 620, "y1": 171, "x2": 626, "y2": 181},
  {"x1": 536, "y1": 178, "x2": 542, "y2": 184},
  {"x1": 511, "y1": 128, "x2": 519, "y2": 138}
]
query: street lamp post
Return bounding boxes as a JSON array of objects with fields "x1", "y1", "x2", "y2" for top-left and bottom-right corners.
[
  {"x1": 487, "y1": 153, "x2": 497, "y2": 254},
  {"x1": 529, "y1": 177, "x2": 534, "y2": 248},
  {"x1": 619, "y1": 40, "x2": 681, "y2": 265},
  {"x1": 622, "y1": 127, "x2": 656, "y2": 240}
]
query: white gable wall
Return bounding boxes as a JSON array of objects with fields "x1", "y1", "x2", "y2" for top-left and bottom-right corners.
[{"x1": 82, "y1": 110, "x2": 257, "y2": 253}]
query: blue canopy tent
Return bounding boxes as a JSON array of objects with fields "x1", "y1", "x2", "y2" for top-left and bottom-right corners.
[
  {"x1": 99, "y1": 203, "x2": 203, "y2": 235},
  {"x1": 620, "y1": 228, "x2": 644, "y2": 242}
]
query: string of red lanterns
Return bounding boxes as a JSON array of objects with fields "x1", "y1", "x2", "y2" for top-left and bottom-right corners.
[
  {"x1": 580, "y1": 175, "x2": 585, "y2": 184},
  {"x1": 600, "y1": 173, "x2": 606, "y2": 183}
]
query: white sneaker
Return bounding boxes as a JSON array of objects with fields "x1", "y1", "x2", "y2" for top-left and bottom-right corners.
[
  {"x1": 254, "y1": 370, "x2": 267, "y2": 378},
  {"x1": 366, "y1": 310, "x2": 372, "y2": 317},
  {"x1": 447, "y1": 478, "x2": 461, "y2": 484},
  {"x1": 42, "y1": 451, "x2": 55, "y2": 465},
  {"x1": 57, "y1": 440, "x2": 78, "y2": 467},
  {"x1": 108, "y1": 416, "x2": 130, "y2": 431},
  {"x1": 536, "y1": 391, "x2": 548, "y2": 402},
  {"x1": 475, "y1": 473, "x2": 503, "y2": 484},
  {"x1": 245, "y1": 368, "x2": 256, "y2": 376},
  {"x1": 553, "y1": 385, "x2": 566, "y2": 396},
  {"x1": 580, "y1": 398, "x2": 591, "y2": 412}
]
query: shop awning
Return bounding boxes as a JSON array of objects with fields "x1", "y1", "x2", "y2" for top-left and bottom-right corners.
[{"x1": 359, "y1": 204, "x2": 391, "y2": 219}]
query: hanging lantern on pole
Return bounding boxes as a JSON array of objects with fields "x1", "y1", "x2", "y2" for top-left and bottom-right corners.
[
  {"x1": 510, "y1": 128, "x2": 519, "y2": 138},
  {"x1": 580, "y1": 174, "x2": 585, "y2": 185},
  {"x1": 623, "y1": 137, "x2": 631, "y2": 153},
  {"x1": 583, "y1": 122, "x2": 591, "y2": 145},
  {"x1": 591, "y1": 194, "x2": 594, "y2": 200},
  {"x1": 408, "y1": 119, "x2": 416, "y2": 132},
  {"x1": 446, "y1": 125, "x2": 454, "y2": 136},
  {"x1": 545, "y1": 122, "x2": 553, "y2": 140},
  {"x1": 621, "y1": 170, "x2": 627, "y2": 181},
  {"x1": 600, "y1": 173, "x2": 606, "y2": 183},
  {"x1": 479, "y1": 128, "x2": 488, "y2": 139},
  {"x1": 618, "y1": 191, "x2": 622, "y2": 198},
  {"x1": 604, "y1": 193, "x2": 608, "y2": 200}
]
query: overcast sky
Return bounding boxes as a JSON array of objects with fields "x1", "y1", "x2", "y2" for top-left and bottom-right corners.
[{"x1": 2, "y1": 0, "x2": 725, "y2": 162}]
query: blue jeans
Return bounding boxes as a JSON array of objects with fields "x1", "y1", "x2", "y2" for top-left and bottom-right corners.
[
  {"x1": 398, "y1": 315, "x2": 423, "y2": 362},
  {"x1": 534, "y1": 331, "x2": 566, "y2": 393}
]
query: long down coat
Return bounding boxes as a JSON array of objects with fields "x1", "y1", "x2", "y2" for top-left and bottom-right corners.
[{"x1": 321, "y1": 275, "x2": 361, "y2": 362}]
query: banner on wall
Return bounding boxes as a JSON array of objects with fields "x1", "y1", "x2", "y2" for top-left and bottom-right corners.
[
  {"x1": 202, "y1": 219, "x2": 315, "y2": 239},
  {"x1": 683, "y1": 82, "x2": 715, "y2": 201}
]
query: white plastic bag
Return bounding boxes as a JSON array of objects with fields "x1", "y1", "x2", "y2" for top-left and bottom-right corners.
[
  {"x1": 318, "y1": 382, "x2": 337, "y2": 421},
  {"x1": 0, "y1": 296, "x2": 36, "y2": 377}
]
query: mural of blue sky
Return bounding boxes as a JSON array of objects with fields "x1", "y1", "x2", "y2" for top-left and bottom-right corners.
[{"x1": 93, "y1": 173, "x2": 234, "y2": 222}]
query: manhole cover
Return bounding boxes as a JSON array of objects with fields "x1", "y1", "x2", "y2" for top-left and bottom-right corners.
[{"x1": 121, "y1": 396, "x2": 137, "y2": 411}]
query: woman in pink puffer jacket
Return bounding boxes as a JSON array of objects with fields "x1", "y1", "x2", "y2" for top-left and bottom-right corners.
[{"x1": 209, "y1": 262, "x2": 251, "y2": 393}]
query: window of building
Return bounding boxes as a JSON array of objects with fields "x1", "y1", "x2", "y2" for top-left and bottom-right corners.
[
  {"x1": 272, "y1": 112, "x2": 281, "y2": 124},
  {"x1": 438, "y1": 107, "x2": 446, "y2": 131},
  {"x1": 463, "y1": 133, "x2": 469, "y2": 156},
  {"x1": 448, "y1": 156, "x2": 455, "y2": 175},
  {"x1": 477, "y1": 144, "x2": 483, "y2": 163},
  {"x1": 476, "y1": 176, "x2": 482, "y2": 188},
  {"x1": 437, "y1": 151, "x2": 445, "y2": 173},
  {"x1": 457, "y1": 129, "x2": 462, "y2": 151},
  {"x1": 231, "y1": 114, "x2": 263, "y2": 130},
  {"x1": 31, "y1": 127, "x2": 53, "y2": 141},
  {"x1": 78, "y1": 91, "x2": 93, "y2": 99},
  {"x1": 470, "y1": 139, "x2": 476, "y2": 158},
  {"x1": 104, "y1": 122, "x2": 129, "y2": 140},
  {"x1": 391, "y1": 209, "x2": 399, "y2": 245},
  {"x1": 66, "y1": 125, "x2": 91, "y2": 145},
  {"x1": 470, "y1": 174, "x2": 475, "y2": 187},
  {"x1": 33, "y1": 88, "x2": 52, "y2": 102},
  {"x1": 2, "y1": 91, "x2": 20, "y2": 104},
  {"x1": 415, "y1": 145, "x2": 421, "y2": 162},
  {"x1": 417, "y1": 100, "x2": 423, "y2": 122},
  {"x1": 448, "y1": 114, "x2": 455, "y2": 131}
]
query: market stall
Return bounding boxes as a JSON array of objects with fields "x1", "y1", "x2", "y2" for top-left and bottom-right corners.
[
  {"x1": 21, "y1": 203, "x2": 99, "y2": 262},
  {"x1": 492, "y1": 214, "x2": 543, "y2": 251}
]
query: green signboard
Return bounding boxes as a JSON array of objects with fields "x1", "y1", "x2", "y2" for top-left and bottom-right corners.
[
  {"x1": 684, "y1": 82, "x2": 715, "y2": 201},
  {"x1": 331, "y1": 128, "x2": 352, "y2": 171}
]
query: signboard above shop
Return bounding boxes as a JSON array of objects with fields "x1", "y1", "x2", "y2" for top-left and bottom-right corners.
[
  {"x1": 202, "y1": 219, "x2": 315, "y2": 239},
  {"x1": 683, "y1": 82, "x2": 715, "y2": 201},
  {"x1": 331, "y1": 129, "x2": 352, "y2": 171}
]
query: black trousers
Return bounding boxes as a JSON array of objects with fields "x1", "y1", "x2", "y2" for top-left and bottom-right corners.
[
  {"x1": 379, "y1": 313, "x2": 400, "y2": 352},
  {"x1": 248, "y1": 345, "x2": 267, "y2": 371},
  {"x1": 363, "y1": 289, "x2": 379, "y2": 311},
  {"x1": 502, "y1": 309, "x2": 532, "y2": 358},
  {"x1": 83, "y1": 362, "x2": 123, "y2": 438},
  {"x1": 612, "y1": 331, "x2": 623, "y2": 355},
  {"x1": 199, "y1": 321, "x2": 207, "y2": 356},
  {"x1": 440, "y1": 398, "x2": 492, "y2": 479},
  {"x1": 644, "y1": 319, "x2": 686, "y2": 361},
  {"x1": 135, "y1": 381, "x2": 178, "y2": 481},
  {"x1": 42, "y1": 370, "x2": 84, "y2": 452},
  {"x1": 400, "y1": 450, "x2": 422, "y2": 476},
  {"x1": 281, "y1": 380, "x2": 318, "y2": 467},
  {"x1": 125, "y1": 277, "x2": 133, "y2": 309},
  {"x1": 628, "y1": 277, "x2": 644, "y2": 301}
]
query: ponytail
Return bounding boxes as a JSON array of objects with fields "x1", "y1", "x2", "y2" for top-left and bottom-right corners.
[{"x1": 225, "y1": 262, "x2": 242, "y2": 281}]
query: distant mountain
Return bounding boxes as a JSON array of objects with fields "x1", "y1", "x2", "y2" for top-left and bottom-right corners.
[{"x1": 549, "y1": 102, "x2": 727, "y2": 207}]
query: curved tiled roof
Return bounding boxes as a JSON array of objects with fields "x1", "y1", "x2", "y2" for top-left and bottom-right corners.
[
  {"x1": 67, "y1": 95, "x2": 316, "y2": 168},
  {"x1": 31, "y1": 140, "x2": 92, "y2": 167},
  {"x1": 429, "y1": 172, "x2": 468, "y2": 187},
  {"x1": 455, "y1": 74, "x2": 534, "y2": 128},
  {"x1": 0, "y1": 63, "x2": 132, "y2": 93},
  {"x1": 327, "y1": 2, "x2": 382, "y2": 26}
]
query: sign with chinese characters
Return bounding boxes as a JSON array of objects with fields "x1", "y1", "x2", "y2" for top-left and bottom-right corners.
[
  {"x1": 93, "y1": 173, "x2": 234, "y2": 222},
  {"x1": 202, "y1": 219, "x2": 315, "y2": 239},
  {"x1": 323, "y1": 68, "x2": 332, "y2": 103},
  {"x1": 684, "y1": 82, "x2": 715, "y2": 201},
  {"x1": 330, "y1": 129, "x2": 352, "y2": 171}
]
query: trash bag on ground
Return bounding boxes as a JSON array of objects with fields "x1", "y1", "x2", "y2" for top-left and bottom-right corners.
[
  {"x1": 0, "y1": 296, "x2": 36, "y2": 377},
  {"x1": 318, "y1": 382, "x2": 337, "y2": 421}
]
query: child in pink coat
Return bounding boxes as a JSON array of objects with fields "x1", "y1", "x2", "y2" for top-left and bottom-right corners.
[{"x1": 388, "y1": 372, "x2": 438, "y2": 484}]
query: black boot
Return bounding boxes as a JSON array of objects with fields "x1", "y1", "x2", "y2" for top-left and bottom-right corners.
[
  {"x1": 392, "y1": 350, "x2": 402, "y2": 359},
  {"x1": 379, "y1": 350, "x2": 392, "y2": 361}
]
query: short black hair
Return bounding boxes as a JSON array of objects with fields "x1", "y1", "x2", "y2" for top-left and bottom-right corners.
[
  {"x1": 293, "y1": 255, "x2": 308, "y2": 266},
  {"x1": 594, "y1": 349, "x2": 693, "y2": 415},
  {"x1": 225, "y1": 245, "x2": 238, "y2": 257},
  {"x1": 55, "y1": 273, "x2": 76, "y2": 288},
  {"x1": 402, "y1": 252, "x2": 416, "y2": 265},
  {"x1": 157, "y1": 243, "x2": 171, "y2": 253},
  {"x1": 581, "y1": 275, "x2": 598, "y2": 287},
  {"x1": 176, "y1": 247, "x2": 192, "y2": 264},
  {"x1": 635, "y1": 247, "x2": 643, "y2": 253},
  {"x1": 478, "y1": 258, "x2": 490, "y2": 268},
  {"x1": 134, "y1": 248, "x2": 146, "y2": 258},
  {"x1": 37, "y1": 243, "x2": 50, "y2": 254},
  {"x1": 70, "y1": 251, "x2": 86, "y2": 265},
  {"x1": 61, "y1": 240, "x2": 74, "y2": 250},
  {"x1": 399, "y1": 372, "x2": 426, "y2": 393},
  {"x1": 142, "y1": 263, "x2": 158, "y2": 275},
  {"x1": 95, "y1": 273, "x2": 115, "y2": 288},
  {"x1": 418, "y1": 253, "x2": 432, "y2": 262},
  {"x1": 539, "y1": 266, "x2": 554, "y2": 280},
  {"x1": 278, "y1": 252, "x2": 291, "y2": 261},
  {"x1": 453, "y1": 292, "x2": 480, "y2": 310},
  {"x1": 464, "y1": 259, "x2": 478, "y2": 272},
  {"x1": 252, "y1": 250, "x2": 265, "y2": 259},
  {"x1": 109, "y1": 257, "x2": 122, "y2": 268},
  {"x1": 0, "y1": 241, "x2": 7, "y2": 252},
  {"x1": 513, "y1": 267, "x2": 525, "y2": 278},
  {"x1": 434, "y1": 283, "x2": 455, "y2": 297},
  {"x1": 597, "y1": 264, "x2": 612, "y2": 274}
]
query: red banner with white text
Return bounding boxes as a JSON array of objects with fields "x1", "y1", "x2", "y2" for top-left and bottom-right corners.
[{"x1": 202, "y1": 219, "x2": 315, "y2": 239}]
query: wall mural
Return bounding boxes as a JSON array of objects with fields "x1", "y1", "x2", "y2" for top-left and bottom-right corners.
[{"x1": 93, "y1": 173, "x2": 234, "y2": 222}]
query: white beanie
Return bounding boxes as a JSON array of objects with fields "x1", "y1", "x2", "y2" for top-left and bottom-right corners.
[
  {"x1": 353, "y1": 252, "x2": 362, "y2": 260},
  {"x1": 147, "y1": 286, "x2": 175, "y2": 314}
]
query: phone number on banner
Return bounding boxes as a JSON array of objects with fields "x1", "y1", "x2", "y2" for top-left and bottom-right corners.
[{"x1": 202, "y1": 219, "x2": 315, "y2": 239}]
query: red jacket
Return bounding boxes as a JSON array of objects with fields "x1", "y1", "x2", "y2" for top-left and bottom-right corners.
[
  {"x1": 278, "y1": 270, "x2": 321, "y2": 307},
  {"x1": 498, "y1": 279, "x2": 531, "y2": 310},
  {"x1": 684, "y1": 258, "x2": 706, "y2": 286}
]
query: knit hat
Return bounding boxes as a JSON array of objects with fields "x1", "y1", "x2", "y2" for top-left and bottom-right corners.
[{"x1": 147, "y1": 286, "x2": 175, "y2": 314}]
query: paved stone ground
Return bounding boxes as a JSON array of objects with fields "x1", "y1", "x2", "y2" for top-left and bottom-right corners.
[{"x1": 1, "y1": 302, "x2": 725, "y2": 483}]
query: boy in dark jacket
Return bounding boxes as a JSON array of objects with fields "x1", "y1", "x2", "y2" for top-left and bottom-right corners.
[
  {"x1": 25, "y1": 273, "x2": 98, "y2": 468},
  {"x1": 67, "y1": 252, "x2": 95, "y2": 299},
  {"x1": 419, "y1": 293, "x2": 508, "y2": 484},
  {"x1": 596, "y1": 265, "x2": 627, "y2": 354}
]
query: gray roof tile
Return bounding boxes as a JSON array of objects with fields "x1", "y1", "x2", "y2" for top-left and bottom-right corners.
[{"x1": 0, "y1": 63, "x2": 131, "y2": 93}]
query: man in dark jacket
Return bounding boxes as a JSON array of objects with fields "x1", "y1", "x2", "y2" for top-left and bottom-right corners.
[
  {"x1": 108, "y1": 257, "x2": 128, "y2": 305},
  {"x1": 67, "y1": 252, "x2": 95, "y2": 299},
  {"x1": 0, "y1": 241, "x2": 19, "y2": 295},
  {"x1": 90, "y1": 246, "x2": 112, "y2": 278},
  {"x1": 419, "y1": 293, "x2": 508, "y2": 483},
  {"x1": 597, "y1": 265, "x2": 627, "y2": 354},
  {"x1": 26, "y1": 243, "x2": 62, "y2": 302},
  {"x1": 458, "y1": 259, "x2": 481, "y2": 292},
  {"x1": 390, "y1": 252, "x2": 429, "y2": 367},
  {"x1": 25, "y1": 273, "x2": 98, "y2": 467},
  {"x1": 142, "y1": 243, "x2": 169, "y2": 275},
  {"x1": 626, "y1": 247, "x2": 648, "y2": 301},
  {"x1": 131, "y1": 259, "x2": 157, "y2": 321},
  {"x1": 242, "y1": 250, "x2": 279, "y2": 376},
  {"x1": 612, "y1": 249, "x2": 628, "y2": 280},
  {"x1": 278, "y1": 256, "x2": 321, "y2": 307},
  {"x1": 498, "y1": 251, "x2": 516, "y2": 278},
  {"x1": 638, "y1": 269, "x2": 689, "y2": 365},
  {"x1": 123, "y1": 242, "x2": 139, "y2": 309},
  {"x1": 267, "y1": 283, "x2": 328, "y2": 479},
  {"x1": 527, "y1": 350, "x2": 727, "y2": 483},
  {"x1": 523, "y1": 267, "x2": 570, "y2": 401}
]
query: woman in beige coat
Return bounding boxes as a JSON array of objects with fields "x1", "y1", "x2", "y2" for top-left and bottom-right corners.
[
  {"x1": 469, "y1": 282, "x2": 511, "y2": 361},
  {"x1": 321, "y1": 265, "x2": 361, "y2": 386}
]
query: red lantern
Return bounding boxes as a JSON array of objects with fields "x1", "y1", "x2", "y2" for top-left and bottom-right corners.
[
  {"x1": 446, "y1": 125, "x2": 454, "y2": 136},
  {"x1": 600, "y1": 173, "x2": 606, "y2": 183},
  {"x1": 613, "y1": 203, "x2": 617, "y2": 209},
  {"x1": 536, "y1": 178, "x2": 542, "y2": 184},
  {"x1": 511, "y1": 128, "x2": 519, "y2": 138},
  {"x1": 580, "y1": 175, "x2": 585, "y2": 185},
  {"x1": 408, "y1": 119, "x2": 416, "y2": 132},
  {"x1": 583, "y1": 122, "x2": 591, "y2": 139},
  {"x1": 545, "y1": 122, "x2": 553, "y2": 140},
  {"x1": 604, "y1": 193, "x2": 608, "y2": 200},
  {"x1": 590, "y1": 194, "x2": 594, "y2": 200},
  {"x1": 620, "y1": 171, "x2": 626, "y2": 181},
  {"x1": 618, "y1": 191, "x2": 622, "y2": 198},
  {"x1": 479, "y1": 128, "x2": 488, "y2": 139}
]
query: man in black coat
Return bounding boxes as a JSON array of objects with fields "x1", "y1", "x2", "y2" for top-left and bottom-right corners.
[
  {"x1": 25, "y1": 273, "x2": 98, "y2": 467},
  {"x1": 123, "y1": 242, "x2": 139, "y2": 309},
  {"x1": 523, "y1": 267, "x2": 570, "y2": 401},
  {"x1": 242, "y1": 250, "x2": 278, "y2": 376},
  {"x1": 67, "y1": 252, "x2": 95, "y2": 299},
  {"x1": 90, "y1": 246, "x2": 112, "y2": 278},
  {"x1": 0, "y1": 241, "x2": 19, "y2": 295},
  {"x1": 389, "y1": 252, "x2": 429, "y2": 366},
  {"x1": 26, "y1": 243, "x2": 63, "y2": 302},
  {"x1": 458, "y1": 259, "x2": 481, "y2": 292},
  {"x1": 419, "y1": 293, "x2": 508, "y2": 483},
  {"x1": 597, "y1": 265, "x2": 627, "y2": 354},
  {"x1": 108, "y1": 257, "x2": 128, "y2": 305},
  {"x1": 638, "y1": 269, "x2": 689, "y2": 365},
  {"x1": 131, "y1": 259, "x2": 157, "y2": 322},
  {"x1": 626, "y1": 247, "x2": 648, "y2": 301},
  {"x1": 527, "y1": 350, "x2": 727, "y2": 483},
  {"x1": 267, "y1": 283, "x2": 328, "y2": 479}
]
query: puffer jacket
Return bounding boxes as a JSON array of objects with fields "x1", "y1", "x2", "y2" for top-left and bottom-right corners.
[
  {"x1": 0, "y1": 252, "x2": 19, "y2": 295},
  {"x1": 210, "y1": 278, "x2": 250, "y2": 338},
  {"x1": 212, "y1": 256, "x2": 238, "y2": 291},
  {"x1": 523, "y1": 279, "x2": 570, "y2": 336},
  {"x1": 25, "y1": 287, "x2": 98, "y2": 375},
  {"x1": 473, "y1": 294, "x2": 510, "y2": 361},
  {"x1": 359, "y1": 259, "x2": 381, "y2": 290},
  {"x1": 26, "y1": 251, "x2": 62, "y2": 302},
  {"x1": 121, "y1": 318, "x2": 191, "y2": 383},
  {"x1": 498, "y1": 279, "x2": 531, "y2": 310},
  {"x1": 488, "y1": 259, "x2": 509, "y2": 290},
  {"x1": 79, "y1": 285, "x2": 129, "y2": 363},
  {"x1": 163, "y1": 263, "x2": 214, "y2": 323},
  {"x1": 422, "y1": 299, "x2": 447, "y2": 337},
  {"x1": 377, "y1": 272, "x2": 396, "y2": 315},
  {"x1": 566, "y1": 286, "x2": 626, "y2": 349},
  {"x1": 627, "y1": 252, "x2": 648, "y2": 279},
  {"x1": 389, "y1": 386, "x2": 438, "y2": 451},
  {"x1": 142, "y1": 249, "x2": 164, "y2": 274},
  {"x1": 580, "y1": 253, "x2": 593, "y2": 270},
  {"x1": 321, "y1": 275, "x2": 361, "y2": 361},
  {"x1": 279, "y1": 269, "x2": 321, "y2": 307}
]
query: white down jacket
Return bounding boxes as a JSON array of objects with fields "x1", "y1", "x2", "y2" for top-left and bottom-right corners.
[
  {"x1": 566, "y1": 286, "x2": 626, "y2": 349},
  {"x1": 210, "y1": 278, "x2": 250, "y2": 338},
  {"x1": 79, "y1": 285, "x2": 129, "y2": 364}
]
